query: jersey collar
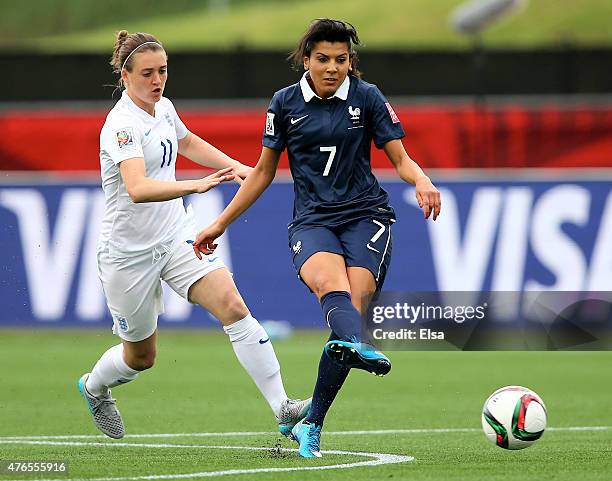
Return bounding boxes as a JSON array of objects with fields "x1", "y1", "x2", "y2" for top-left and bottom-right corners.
[
  {"x1": 121, "y1": 90, "x2": 158, "y2": 120},
  {"x1": 299, "y1": 72, "x2": 350, "y2": 102}
]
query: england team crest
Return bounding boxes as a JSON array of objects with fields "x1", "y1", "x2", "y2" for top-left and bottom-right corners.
[
  {"x1": 115, "y1": 316, "x2": 129, "y2": 331},
  {"x1": 116, "y1": 128, "x2": 134, "y2": 148}
]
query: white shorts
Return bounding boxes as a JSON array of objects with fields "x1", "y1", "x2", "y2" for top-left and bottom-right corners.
[{"x1": 98, "y1": 239, "x2": 226, "y2": 342}]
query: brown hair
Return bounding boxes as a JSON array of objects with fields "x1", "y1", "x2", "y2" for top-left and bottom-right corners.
[
  {"x1": 288, "y1": 19, "x2": 362, "y2": 78},
  {"x1": 110, "y1": 31, "x2": 165, "y2": 90}
]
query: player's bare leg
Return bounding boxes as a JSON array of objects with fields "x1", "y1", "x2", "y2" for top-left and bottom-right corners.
[
  {"x1": 187, "y1": 268, "x2": 249, "y2": 327},
  {"x1": 299, "y1": 252, "x2": 351, "y2": 300},
  {"x1": 122, "y1": 331, "x2": 158, "y2": 371},
  {"x1": 346, "y1": 266, "x2": 377, "y2": 314}
]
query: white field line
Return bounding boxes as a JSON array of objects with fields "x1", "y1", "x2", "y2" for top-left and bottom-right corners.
[
  {"x1": 0, "y1": 425, "x2": 608, "y2": 441},
  {"x1": 0, "y1": 427, "x2": 609, "y2": 481},
  {"x1": 0, "y1": 440, "x2": 413, "y2": 481}
]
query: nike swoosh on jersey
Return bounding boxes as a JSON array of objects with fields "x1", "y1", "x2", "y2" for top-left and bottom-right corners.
[
  {"x1": 259, "y1": 338, "x2": 270, "y2": 344},
  {"x1": 290, "y1": 115, "x2": 309, "y2": 125},
  {"x1": 144, "y1": 129, "x2": 152, "y2": 136}
]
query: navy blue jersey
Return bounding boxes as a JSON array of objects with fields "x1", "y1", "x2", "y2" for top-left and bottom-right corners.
[{"x1": 263, "y1": 74, "x2": 405, "y2": 229}]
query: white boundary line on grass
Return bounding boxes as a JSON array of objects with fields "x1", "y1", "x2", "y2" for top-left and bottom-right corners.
[
  {"x1": 0, "y1": 427, "x2": 609, "y2": 481},
  {"x1": 0, "y1": 439, "x2": 413, "y2": 481},
  {"x1": 0, "y1": 425, "x2": 608, "y2": 441}
]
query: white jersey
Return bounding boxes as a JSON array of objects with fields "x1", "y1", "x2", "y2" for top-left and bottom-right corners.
[{"x1": 99, "y1": 91, "x2": 189, "y2": 255}]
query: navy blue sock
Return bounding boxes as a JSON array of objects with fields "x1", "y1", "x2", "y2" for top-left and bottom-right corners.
[
  {"x1": 320, "y1": 291, "x2": 361, "y2": 341},
  {"x1": 306, "y1": 331, "x2": 350, "y2": 427}
]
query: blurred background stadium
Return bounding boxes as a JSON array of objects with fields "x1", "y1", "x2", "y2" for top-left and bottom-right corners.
[{"x1": 0, "y1": 2, "x2": 611, "y2": 479}]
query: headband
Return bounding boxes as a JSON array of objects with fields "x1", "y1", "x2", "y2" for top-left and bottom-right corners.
[{"x1": 121, "y1": 41, "x2": 162, "y2": 71}]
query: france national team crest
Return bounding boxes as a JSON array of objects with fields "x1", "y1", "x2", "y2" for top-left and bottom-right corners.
[
  {"x1": 116, "y1": 128, "x2": 134, "y2": 148},
  {"x1": 348, "y1": 105, "x2": 361, "y2": 122},
  {"x1": 385, "y1": 102, "x2": 400, "y2": 124},
  {"x1": 265, "y1": 112, "x2": 275, "y2": 136},
  {"x1": 292, "y1": 240, "x2": 302, "y2": 255}
]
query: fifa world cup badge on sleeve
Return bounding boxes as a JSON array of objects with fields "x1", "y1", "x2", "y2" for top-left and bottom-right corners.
[
  {"x1": 265, "y1": 112, "x2": 275, "y2": 136},
  {"x1": 116, "y1": 128, "x2": 135, "y2": 148},
  {"x1": 385, "y1": 103, "x2": 400, "y2": 124}
]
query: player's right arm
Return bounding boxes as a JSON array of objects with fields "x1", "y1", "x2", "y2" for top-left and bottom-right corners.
[
  {"x1": 192, "y1": 147, "x2": 281, "y2": 257},
  {"x1": 119, "y1": 157, "x2": 234, "y2": 203}
]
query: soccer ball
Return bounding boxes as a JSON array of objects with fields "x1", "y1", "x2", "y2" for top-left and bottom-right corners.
[{"x1": 481, "y1": 386, "x2": 547, "y2": 450}]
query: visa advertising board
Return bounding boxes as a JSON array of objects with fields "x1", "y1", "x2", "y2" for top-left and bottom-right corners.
[{"x1": 1, "y1": 176, "x2": 610, "y2": 329}]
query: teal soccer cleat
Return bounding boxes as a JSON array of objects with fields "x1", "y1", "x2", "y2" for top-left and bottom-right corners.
[
  {"x1": 289, "y1": 419, "x2": 322, "y2": 458},
  {"x1": 324, "y1": 340, "x2": 391, "y2": 376},
  {"x1": 277, "y1": 397, "x2": 312, "y2": 437}
]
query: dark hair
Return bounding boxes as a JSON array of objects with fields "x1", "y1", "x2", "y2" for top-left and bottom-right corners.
[
  {"x1": 288, "y1": 19, "x2": 362, "y2": 78},
  {"x1": 110, "y1": 30, "x2": 165, "y2": 90}
]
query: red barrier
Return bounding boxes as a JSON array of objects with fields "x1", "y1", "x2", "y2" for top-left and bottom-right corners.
[{"x1": 1, "y1": 105, "x2": 611, "y2": 171}]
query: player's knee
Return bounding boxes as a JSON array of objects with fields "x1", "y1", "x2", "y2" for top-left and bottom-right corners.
[
  {"x1": 132, "y1": 355, "x2": 156, "y2": 371},
  {"x1": 220, "y1": 291, "x2": 249, "y2": 323},
  {"x1": 311, "y1": 276, "x2": 345, "y2": 299},
  {"x1": 126, "y1": 350, "x2": 156, "y2": 371}
]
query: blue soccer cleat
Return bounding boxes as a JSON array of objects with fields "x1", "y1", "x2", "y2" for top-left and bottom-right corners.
[
  {"x1": 277, "y1": 397, "x2": 312, "y2": 437},
  {"x1": 289, "y1": 419, "x2": 322, "y2": 458},
  {"x1": 324, "y1": 340, "x2": 391, "y2": 376}
]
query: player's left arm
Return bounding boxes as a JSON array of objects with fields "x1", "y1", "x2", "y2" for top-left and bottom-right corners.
[
  {"x1": 192, "y1": 146, "x2": 281, "y2": 258},
  {"x1": 178, "y1": 131, "x2": 253, "y2": 183},
  {"x1": 383, "y1": 139, "x2": 441, "y2": 220}
]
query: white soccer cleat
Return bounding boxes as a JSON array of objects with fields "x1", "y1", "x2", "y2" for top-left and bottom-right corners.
[
  {"x1": 77, "y1": 373, "x2": 125, "y2": 439},
  {"x1": 277, "y1": 397, "x2": 312, "y2": 437}
]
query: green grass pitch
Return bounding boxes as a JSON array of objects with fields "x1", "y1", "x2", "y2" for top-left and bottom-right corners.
[{"x1": 0, "y1": 329, "x2": 610, "y2": 481}]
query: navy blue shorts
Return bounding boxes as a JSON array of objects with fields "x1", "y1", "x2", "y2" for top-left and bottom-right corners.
[{"x1": 288, "y1": 217, "x2": 394, "y2": 290}]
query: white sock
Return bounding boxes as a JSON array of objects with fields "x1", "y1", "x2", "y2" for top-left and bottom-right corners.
[
  {"x1": 223, "y1": 315, "x2": 287, "y2": 417},
  {"x1": 85, "y1": 344, "x2": 139, "y2": 397}
]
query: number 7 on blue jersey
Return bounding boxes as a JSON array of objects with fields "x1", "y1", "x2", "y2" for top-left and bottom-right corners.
[{"x1": 320, "y1": 146, "x2": 336, "y2": 176}]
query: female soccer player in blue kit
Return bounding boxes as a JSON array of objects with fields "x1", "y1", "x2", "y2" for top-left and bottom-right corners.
[{"x1": 194, "y1": 19, "x2": 441, "y2": 457}]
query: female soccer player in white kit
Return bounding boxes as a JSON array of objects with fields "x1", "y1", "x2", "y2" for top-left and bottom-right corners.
[{"x1": 78, "y1": 31, "x2": 310, "y2": 439}]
